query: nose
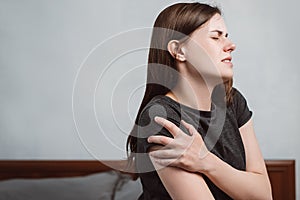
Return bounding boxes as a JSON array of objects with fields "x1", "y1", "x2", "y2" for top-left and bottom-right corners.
[{"x1": 224, "y1": 38, "x2": 236, "y2": 52}]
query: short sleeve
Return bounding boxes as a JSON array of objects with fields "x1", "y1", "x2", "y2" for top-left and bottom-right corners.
[
  {"x1": 232, "y1": 88, "x2": 253, "y2": 128},
  {"x1": 136, "y1": 100, "x2": 181, "y2": 154}
]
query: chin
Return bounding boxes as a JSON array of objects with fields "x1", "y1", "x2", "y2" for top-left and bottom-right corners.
[
  {"x1": 203, "y1": 71, "x2": 233, "y2": 85},
  {"x1": 222, "y1": 70, "x2": 234, "y2": 79}
]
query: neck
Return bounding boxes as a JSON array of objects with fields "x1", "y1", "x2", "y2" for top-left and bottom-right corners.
[
  {"x1": 166, "y1": 63, "x2": 221, "y2": 111},
  {"x1": 167, "y1": 75, "x2": 216, "y2": 111}
]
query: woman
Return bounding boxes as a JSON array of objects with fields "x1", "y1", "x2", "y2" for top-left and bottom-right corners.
[{"x1": 126, "y1": 2, "x2": 272, "y2": 199}]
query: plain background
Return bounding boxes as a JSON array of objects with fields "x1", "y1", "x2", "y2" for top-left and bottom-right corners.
[{"x1": 1, "y1": 0, "x2": 299, "y2": 198}]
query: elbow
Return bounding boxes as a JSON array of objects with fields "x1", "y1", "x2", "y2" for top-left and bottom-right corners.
[
  {"x1": 258, "y1": 181, "x2": 273, "y2": 200},
  {"x1": 263, "y1": 175, "x2": 273, "y2": 200},
  {"x1": 261, "y1": 190, "x2": 272, "y2": 200},
  {"x1": 246, "y1": 189, "x2": 272, "y2": 200},
  {"x1": 256, "y1": 172, "x2": 273, "y2": 200},
  {"x1": 246, "y1": 179, "x2": 273, "y2": 200},
  {"x1": 261, "y1": 191, "x2": 273, "y2": 200},
  {"x1": 265, "y1": 183, "x2": 273, "y2": 200},
  {"x1": 259, "y1": 178, "x2": 273, "y2": 200}
]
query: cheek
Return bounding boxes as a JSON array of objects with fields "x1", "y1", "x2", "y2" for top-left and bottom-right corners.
[
  {"x1": 185, "y1": 40, "x2": 222, "y2": 75},
  {"x1": 186, "y1": 48, "x2": 214, "y2": 70},
  {"x1": 202, "y1": 42, "x2": 220, "y2": 58},
  {"x1": 185, "y1": 41, "x2": 208, "y2": 65}
]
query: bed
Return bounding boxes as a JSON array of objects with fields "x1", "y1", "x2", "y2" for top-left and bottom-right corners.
[{"x1": 0, "y1": 159, "x2": 295, "y2": 200}]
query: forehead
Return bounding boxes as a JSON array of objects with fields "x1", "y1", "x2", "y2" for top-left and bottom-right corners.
[
  {"x1": 193, "y1": 13, "x2": 227, "y2": 34},
  {"x1": 207, "y1": 14, "x2": 226, "y2": 30}
]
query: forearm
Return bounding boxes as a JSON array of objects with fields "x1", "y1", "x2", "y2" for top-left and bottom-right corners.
[{"x1": 203, "y1": 152, "x2": 272, "y2": 200}]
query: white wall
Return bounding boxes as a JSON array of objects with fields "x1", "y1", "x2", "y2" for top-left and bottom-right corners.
[{"x1": 0, "y1": 0, "x2": 299, "y2": 198}]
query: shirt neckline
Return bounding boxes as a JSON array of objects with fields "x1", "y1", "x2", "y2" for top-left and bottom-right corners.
[{"x1": 154, "y1": 95, "x2": 216, "y2": 118}]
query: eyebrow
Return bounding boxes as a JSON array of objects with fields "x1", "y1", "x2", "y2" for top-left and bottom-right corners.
[{"x1": 210, "y1": 30, "x2": 228, "y2": 37}]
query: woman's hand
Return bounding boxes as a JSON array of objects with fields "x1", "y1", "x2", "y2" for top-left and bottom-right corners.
[{"x1": 148, "y1": 116, "x2": 211, "y2": 173}]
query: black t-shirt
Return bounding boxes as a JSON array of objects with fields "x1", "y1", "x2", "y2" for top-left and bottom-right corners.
[{"x1": 135, "y1": 87, "x2": 252, "y2": 200}]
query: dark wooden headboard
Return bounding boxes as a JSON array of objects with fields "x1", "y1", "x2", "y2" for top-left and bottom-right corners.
[
  {"x1": 0, "y1": 160, "x2": 132, "y2": 180},
  {"x1": 265, "y1": 160, "x2": 295, "y2": 200},
  {"x1": 0, "y1": 159, "x2": 295, "y2": 200}
]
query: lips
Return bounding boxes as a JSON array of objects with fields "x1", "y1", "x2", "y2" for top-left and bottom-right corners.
[
  {"x1": 221, "y1": 56, "x2": 233, "y2": 67},
  {"x1": 221, "y1": 56, "x2": 232, "y2": 63}
]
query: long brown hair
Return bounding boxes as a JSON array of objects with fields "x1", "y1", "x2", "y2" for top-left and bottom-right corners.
[{"x1": 126, "y1": 2, "x2": 234, "y2": 166}]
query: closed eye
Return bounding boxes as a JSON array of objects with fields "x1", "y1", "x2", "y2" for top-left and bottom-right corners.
[
  {"x1": 210, "y1": 30, "x2": 229, "y2": 38},
  {"x1": 211, "y1": 37, "x2": 219, "y2": 40}
]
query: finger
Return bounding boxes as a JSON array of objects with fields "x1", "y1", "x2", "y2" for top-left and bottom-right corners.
[
  {"x1": 150, "y1": 157, "x2": 176, "y2": 168},
  {"x1": 181, "y1": 120, "x2": 198, "y2": 136},
  {"x1": 147, "y1": 135, "x2": 174, "y2": 146},
  {"x1": 149, "y1": 149, "x2": 183, "y2": 159},
  {"x1": 154, "y1": 116, "x2": 181, "y2": 137}
]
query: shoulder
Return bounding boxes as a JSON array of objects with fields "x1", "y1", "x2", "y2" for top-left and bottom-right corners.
[
  {"x1": 232, "y1": 86, "x2": 245, "y2": 99},
  {"x1": 230, "y1": 87, "x2": 253, "y2": 128},
  {"x1": 135, "y1": 96, "x2": 181, "y2": 154},
  {"x1": 138, "y1": 95, "x2": 181, "y2": 127},
  {"x1": 231, "y1": 87, "x2": 249, "y2": 107}
]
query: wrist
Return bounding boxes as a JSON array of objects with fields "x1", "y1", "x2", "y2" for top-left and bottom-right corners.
[{"x1": 199, "y1": 151, "x2": 216, "y2": 175}]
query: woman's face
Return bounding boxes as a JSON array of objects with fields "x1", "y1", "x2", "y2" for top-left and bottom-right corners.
[{"x1": 184, "y1": 13, "x2": 236, "y2": 81}]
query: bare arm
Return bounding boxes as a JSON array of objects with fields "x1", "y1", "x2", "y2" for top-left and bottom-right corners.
[
  {"x1": 203, "y1": 119, "x2": 272, "y2": 199},
  {"x1": 148, "y1": 142, "x2": 215, "y2": 199},
  {"x1": 149, "y1": 117, "x2": 272, "y2": 199}
]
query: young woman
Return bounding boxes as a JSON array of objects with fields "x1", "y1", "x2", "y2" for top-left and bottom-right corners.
[{"x1": 127, "y1": 2, "x2": 272, "y2": 200}]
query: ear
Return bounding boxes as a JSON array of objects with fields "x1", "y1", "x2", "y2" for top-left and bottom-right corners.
[{"x1": 167, "y1": 40, "x2": 186, "y2": 62}]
